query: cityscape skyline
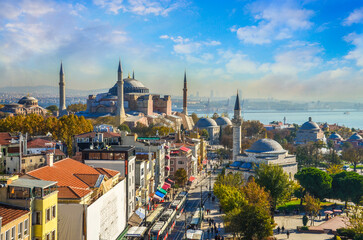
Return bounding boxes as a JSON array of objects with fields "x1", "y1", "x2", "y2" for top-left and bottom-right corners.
[{"x1": 0, "y1": 0, "x2": 363, "y2": 101}]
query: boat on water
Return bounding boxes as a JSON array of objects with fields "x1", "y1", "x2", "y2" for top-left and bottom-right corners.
[{"x1": 344, "y1": 112, "x2": 350, "y2": 115}]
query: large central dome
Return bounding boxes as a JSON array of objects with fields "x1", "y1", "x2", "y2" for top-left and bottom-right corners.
[
  {"x1": 109, "y1": 76, "x2": 149, "y2": 95},
  {"x1": 246, "y1": 138, "x2": 286, "y2": 154}
]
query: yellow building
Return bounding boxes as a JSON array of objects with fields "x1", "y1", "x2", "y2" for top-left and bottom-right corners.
[
  {"x1": 0, "y1": 204, "x2": 31, "y2": 240},
  {"x1": 0, "y1": 175, "x2": 58, "y2": 240}
]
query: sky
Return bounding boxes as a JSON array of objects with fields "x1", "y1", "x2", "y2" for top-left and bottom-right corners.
[{"x1": 0, "y1": 0, "x2": 363, "y2": 101}]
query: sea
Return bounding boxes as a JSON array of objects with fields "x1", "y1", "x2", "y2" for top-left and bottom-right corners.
[{"x1": 196, "y1": 110, "x2": 363, "y2": 130}]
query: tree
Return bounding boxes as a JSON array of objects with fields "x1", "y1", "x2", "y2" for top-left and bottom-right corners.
[
  {"x1": 191, "y1": 113, "x2": 199, "y2": 124},
  {"x1": 342, "y1": 148, "x2": 363, "y2": 172},
  {"x1": 347, "y1": 205, "x2": 363, "y2": 237},
  {"x1": 67, "y1": 103, "x2": 87, "y2": 112},
  {"x1": 254, "y1": 164, "x2": 292, "y2": 214},
  {"x1": 118, "y1": 124, "x2": 131, "y2": 132},
  {"x1": 223, "y1": 180, "x2": 273, "y2": 240},
  {"x1": 212, "y1": 112, "x2": 219, "y2": 120},
  {"x1": 304, "y1": 193, "x2": 321, "y2": 226},
  {"x1": 174, "y1": 168, "x2": 187, "y2": 186},
  {"x1": 242, "y1": 120, "x2": 265, "y2": 138},
  {"x1": 327, "y1": 164, "x2": 343, "y2": 175},
  {"x1": 332, "y1": 171, "x2": 363, "y2": 205},
  {"x1": 46, "y1": 105, "x2": 58, "y2": 112},
  {"x1": 200, "y1": 129, "x2": 209, "y2": 139},
  {"x1": 295, "y1": 167, "x2": 332, "y2": 200}
]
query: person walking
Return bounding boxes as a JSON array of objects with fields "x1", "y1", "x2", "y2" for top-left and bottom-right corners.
[
  {"x1": 286, "y1": 230, "x2": 290, "y2": 239},
  {"x1": 281, "y1": 226, "x2": 285, "y2": 233},
  {"x1": 277, "y1": 226, "x2": 280, "y2": 234}
]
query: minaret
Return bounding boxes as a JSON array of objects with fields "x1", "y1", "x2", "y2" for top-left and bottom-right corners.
[
  {"x1": 132, "y1": 70, "x2": 135, "y2": 79},
  {"x1": 182, "y1": 70, "x2": 188, "y2": 115},
  {"x1": 232, "y1": 91, "x2": 242, "y2": 160},
  {"x1": 116, "y1": 60, "x2": 126, "y2": 125},
  {"x1": 59, "y1": 62, "x2": 66, "y2": 116}
]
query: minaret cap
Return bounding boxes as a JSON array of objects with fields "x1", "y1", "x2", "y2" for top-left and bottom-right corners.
[
  {"x1": 60, "y1": 62, "x2": 64, "y2": 75},
  {"x1": 234, "y1": 91, "x2": 241, "y2": 110},
  {"x1": 184, "y1": 69, "x2": 187, "y2": 83},
  {"x1": 118, "y1": 59, "x2": 122, "y2": 73}
]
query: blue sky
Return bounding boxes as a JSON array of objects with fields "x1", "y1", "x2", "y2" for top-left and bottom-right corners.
[{"x1": 0, "y1": 0, "x2": 363, "y2": 101}]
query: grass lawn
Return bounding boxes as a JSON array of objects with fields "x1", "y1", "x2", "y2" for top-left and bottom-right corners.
[
  {"x1": 277, "y1": 198, "x2": 335, "y2": 213},
  {"x1": 350, "y1": 165, "x2": 363, "y2": 169}
]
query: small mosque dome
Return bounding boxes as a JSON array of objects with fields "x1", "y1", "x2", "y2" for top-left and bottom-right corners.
[
  {"x1": 329, "y1": 132, "x2": 343, "y2": 140},
  {"x1": 349, "y1": 133, "x2": 363, "y2": 140},
  {"x1": 215, "y1": 117, "x2": 232, "y2": 126},
  {"x1": 195, "y1": 118, "x2": 218, "y2": 128},
  {"x1": 300, "y1": 117, "x2": 320, "y2": 130},
  {"x1": 246, "y1": 138, "x2": 286, "y2": 154}
]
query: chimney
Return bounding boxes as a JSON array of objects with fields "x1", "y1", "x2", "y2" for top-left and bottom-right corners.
[{"x1": 46, "y1": 153, "x2": 54, "y2": 167}]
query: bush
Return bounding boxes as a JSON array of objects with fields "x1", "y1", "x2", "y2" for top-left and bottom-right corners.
[
  {"x1": 354, "y1": 234, "x2": 363, "y2": 240},
  {"x1": 336, "y1": 236, "x2": 341, "y2": 240},
  {"x1": 300, "y1": 226, "x2": 309, "y2": 231},
  {"x1": 337, "y1": 228, "x2": 356, "y2": 239}
]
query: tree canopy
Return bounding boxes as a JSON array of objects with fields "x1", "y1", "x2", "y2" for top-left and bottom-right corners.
[
  {"x1": 174, "y1": 168, "x2": 187, "y2": 186},
  {"x1": 295, "y1": 167, "x2": 332, "y2": 200},
  {"x1": 332, "y1": 171, "x2": 363, "y2": 205},
  {"x1": 67, "y1": 103, "x2": 87, "y2": 112}
]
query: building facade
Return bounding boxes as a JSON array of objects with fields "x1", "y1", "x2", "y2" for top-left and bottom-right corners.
[{"x1": 295, "y1": 117, "x2": 326, "y2": 144}]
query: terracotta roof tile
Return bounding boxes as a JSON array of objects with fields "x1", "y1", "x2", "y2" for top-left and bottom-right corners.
[
  {"x1": 26, "y1": 158, "x2": 117, "y2": 199},
  {"x1": 95, "y1": 168, "x2": 119, "y2": 178},
  {"x1": 0, "y1": 204, "x2": 29, "y2": 226},
  {"x1": 27, "y1": 138, "x2": 54, "y2": 148},
  {"x1": 74, "y1": 132, "x2": 121, "y2": 138},
  {"x1": 74, "y1": 174, "x2": 101, "y2": 187},
  {"x1": 58, "y1": 186, "x2": 92, "y2": 199},
  {"x1": 0, "y1": 132, "x2": 17, "y2": 146}
]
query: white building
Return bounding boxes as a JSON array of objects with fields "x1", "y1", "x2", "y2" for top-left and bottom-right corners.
[{"x1": 227, "y1": 138, "x2": 298, "y2": 181}]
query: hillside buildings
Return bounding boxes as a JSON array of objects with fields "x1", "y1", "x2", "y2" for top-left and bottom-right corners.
[{"x1": 0, "y1": 96, "x2": 47, "y2": 117}]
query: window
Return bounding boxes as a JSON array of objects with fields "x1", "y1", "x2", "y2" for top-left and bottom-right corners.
[
  {"x1": 5, "y1": 230, "x2": 9, "y2": 240},
  {"x1": 170, "y1": 167, "x2": 174, "y2": 172},
  {"x1": 24, "y1": 219, "x2": 29, "y2": 236},
  {"x1": 34, "y1": 211, "x2": 41, "y2": 225},
  {"x1": 52, "y1": 205, "x2": 56, "y2": 219},
  {"x1": 46, "y1": 233, "x2": 50, "y2": 240},
  {"x1": 18, "y1": 222, "x2": 23, "y2": 239},
  {"x1": 0, "y1": 233, "x2": 3, "y2": 240},
  {"x1": 178, "y1": 161, "x2": 184, "y2": 165},
  {"x1": 10, "y1": 227, "x2": 15, "y2": 240},
  {"x1": 46, "y1": 208, "x2": 51, "y2": 222},
  {"x1": 170, "y1": 160, "x2": 174, "y2": 164},
  {"x1": 52, "y1": 230, "x2": 56, "y2": 240}
]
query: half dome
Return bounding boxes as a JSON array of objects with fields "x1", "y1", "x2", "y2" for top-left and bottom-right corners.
[{"x1": 246, "y1": 138, "x2": 286, "y2": 154}]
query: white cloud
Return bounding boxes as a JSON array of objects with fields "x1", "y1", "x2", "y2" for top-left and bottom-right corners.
[
  {"x1": 235, "y1": 1, "x2": 313, "y2": 44},
  {"x1": 93, "y1": 0, "x2": 184, "y2": 16},
  {"x1": 343, "y1": 7, "x2": 363, "y2": 26},
  {"x1": 344, "y1": 33, "x2": 363, "y2": 67}
]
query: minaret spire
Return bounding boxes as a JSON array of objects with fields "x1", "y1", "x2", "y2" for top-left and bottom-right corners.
[
  {"x1": 232, "y1": 91, "x2": 242, "y2": 160},
  {"x1": 116, "y1": 59, "x2": 126, "y2": 125},
  {"x1": 132, "y1": 70, "x2": 134, "y2": 79},
  {"x1": 182, "y1": 69, "x2": 188, "y2": 115},
  {"x1": 59, "y1": 62, "x2": 67, "y2": 116}
]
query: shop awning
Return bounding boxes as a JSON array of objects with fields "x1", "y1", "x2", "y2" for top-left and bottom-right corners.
[
  {"x1": 188, "y1": 176, "x2": 195, "y2": 182},
  {"x1": 165, "y1": 166, "x2": 170, "y2": 171},
  {"x1": 166, "y1": 178, "x2": 175, "y2": 184},
  {"x1": 158, "y1": 188, "x2": 167, "y2": 195},
  {"x1": 162, "y1": 182, "x2": 171, "y2": 190},
  {"x1": 153, "y1": 195, "x2": 162, "y2": 201},
  {"x1": 165, "y1": 155, "x2": 170, "y2": 159},
  {"x1": 155, "y1": 191, "x2": 165, "y2": 198},
  {"x1": 180, "y1": 146, "x2": 191, "y2": 152}
]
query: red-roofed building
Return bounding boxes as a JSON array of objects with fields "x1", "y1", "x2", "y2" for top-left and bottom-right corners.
[
  {"x1": 24, "y1": 158, "x2": 127, "y2": 240},
  {"x1": 169, "y1": 145, "x2": 193, "y2": 179},
  {"x1": 0, "y1": 204, "x2": 31, "y2": 240}
]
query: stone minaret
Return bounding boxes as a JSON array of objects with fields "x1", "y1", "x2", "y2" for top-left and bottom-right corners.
[
  {"x1": 59, "y1": 62, "x2": 66, "y2": 116},
  {"x1": 116, "y1": 60, "x2": 126, "y2": 125},
  {"x1": 182, "y1": 70, "x2": 188, "y2": 115},
  {"x1": 232, "y1": 92, "x2": 242, "y2": 160}
]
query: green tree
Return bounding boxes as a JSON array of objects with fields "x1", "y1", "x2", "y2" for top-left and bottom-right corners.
[
  {"x1": 295, "y1": 167, "x2": 332, "y2": 200},
  {"x1": 342, "y1": 148, "x2": 363, "y2": 172},
  {"x1": 223, "y1": 180, "x2": 273, "y2": 240},
  {"x1": 67, "y1": 103, "x2": 87, "y2": 112},
  {"x1": 118, "y1": 124, "x2": 131, "y2": 132},
  {"x1": 46, "y1": 105, "x2": 58, "y2": 112},
  {"x1": 332, "y1": 171, "x2": 363, "y2": 206},
  {"x1": 200, "y1": 129, "x2": 209, "y2": 139},
  {"x1": 212, "y1": 112, "x2": 219, "y2": 120},
  {"x1": 174, "y1": 168, "x2": 187, "y2": 186},
  {"x1": 348, "y1": 205, "x2": 363, "y2": 236},
  {"x1": 255, "y1": 164, "x2": 292, "y2": 215}
]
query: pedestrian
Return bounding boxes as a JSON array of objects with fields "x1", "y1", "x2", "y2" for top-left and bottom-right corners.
[
  {"x1": 286, "y1": 230, "x2": 290, "y2": 239},
  {"x1": 318, "y1": 212, "x2": 321, "y2": 220},
  {"x1": 277, "y1": 226, "x2": 280, "y2": 234},
  {"x1": 281, "y1": 226, "x2": 285, "y2": 233},
  {"x1": 219, "y1": 207, "x2": 222, "y2": 214},
  {"x1": 207, "y1": 228, "x2": 210, "y2": 236}
]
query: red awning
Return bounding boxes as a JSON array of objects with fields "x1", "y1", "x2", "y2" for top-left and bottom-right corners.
[
  {"x1": 166, "y1": 178, "x2": 174, "y2": 184},
  {"x1": 165, "y1": 166, "x2": 170, "y2": 171},
  {"x1": 162, "y1": 183, "x2": 171, "y2": 190},
  {"x1": 165, "y1": 155, "x2": 170, "y2": 159},
  {"x1": 164, "y1": 145, "x2": 169, "y2": 149},
  {"x1": 180, "y1": 146, "x2": 191, "y2": 152},
  {"x1": 188, "y1": 176, "x2": 195, "y2": 182}
]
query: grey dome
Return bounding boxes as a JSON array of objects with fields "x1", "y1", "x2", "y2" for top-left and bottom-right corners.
[
  {"x1": 18, "y1": 96, "x2": 38, "y2": 105},
  {"x1": 246, "y1": 138, "x2": 286, "y2": 153},
  {"x1": 215, "y1": 117, "x2": 232, "y2": 126},
  {"x1": 195, "y1": 118, "x2": 218, "y2": 128},
  {"x1": 329, "y1": 132, "x2": 342, "y2": 140},
  {"x1": 300, "y1": 117, "x2": 320, "y2": 130},
  {"x1": 109, "y1": 77, "x2": 149, "y2": 95},
  {"x1": 349, "y1": 133, "x2": 362, "y2": 140}
]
